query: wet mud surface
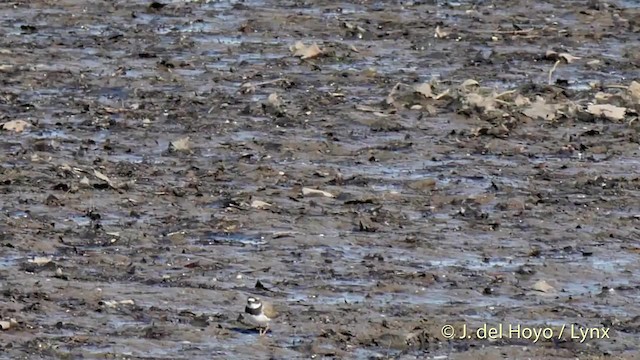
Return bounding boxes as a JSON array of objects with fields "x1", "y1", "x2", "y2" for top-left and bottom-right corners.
[{"x1": 1, "y1": 0, "x2": 640, "y2": 359}]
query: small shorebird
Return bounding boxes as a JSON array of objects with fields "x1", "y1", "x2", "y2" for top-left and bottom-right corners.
[{"x1": 244, "y1": 296, "x2": 276, "y2": 336}]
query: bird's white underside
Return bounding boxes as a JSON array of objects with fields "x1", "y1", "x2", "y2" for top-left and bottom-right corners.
[{"x1": 247, "y1": 312, "x2": 271, "y2": 326}]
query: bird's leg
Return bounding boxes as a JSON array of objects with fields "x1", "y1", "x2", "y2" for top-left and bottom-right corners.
[{"x1": 260, "y1": 325, "x2": 269, "y2": 336}]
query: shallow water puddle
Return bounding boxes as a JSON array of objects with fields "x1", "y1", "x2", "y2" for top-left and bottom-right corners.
[{"x1": 0, "y1": 255, "x2": 22, "y2": 269}]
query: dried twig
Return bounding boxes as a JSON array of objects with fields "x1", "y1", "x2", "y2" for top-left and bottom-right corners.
[
  {"x1": 466, "y1": 28, "x2": 537, "y2": 35},
  {"x1": 238, "y1": 78, "x2": 289, "y2": 94},
  {"x1": 548, "y1": 60, "x2": 561, "y2": 85}
]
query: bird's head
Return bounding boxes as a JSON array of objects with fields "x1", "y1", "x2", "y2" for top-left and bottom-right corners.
[{"x1": 247, "y1": 297, "x2": 262, "y2": 309}]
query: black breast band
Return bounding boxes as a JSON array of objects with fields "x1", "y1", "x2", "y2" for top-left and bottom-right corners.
[{"x1": 245, "y1": 304, "x2": 262, "y2": 316}]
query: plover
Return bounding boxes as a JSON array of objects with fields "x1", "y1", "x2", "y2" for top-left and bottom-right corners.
[{"x1": 244, "y1": 296, "x2": 276, "y2": 336}]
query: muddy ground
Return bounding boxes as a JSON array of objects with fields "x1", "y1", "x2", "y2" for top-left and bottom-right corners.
[{"x1": 1, "y1": 0, "x2": 639, "y2": 359}]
